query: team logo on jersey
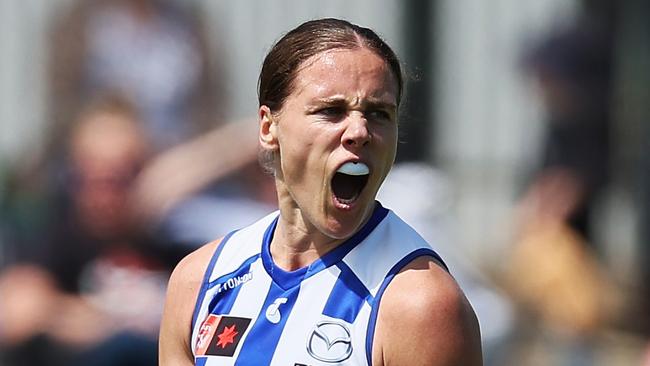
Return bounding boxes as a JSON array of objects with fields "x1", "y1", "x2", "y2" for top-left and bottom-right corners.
[
  {"x1": 195, "y1": 315, "x2": 251, "y2": 357},
  {"x1": 307, "y1": 321, "x2": 353, "y2": 363},
  {"x1": 265, "y1": 297, "x2": 288, "y2": 324}
]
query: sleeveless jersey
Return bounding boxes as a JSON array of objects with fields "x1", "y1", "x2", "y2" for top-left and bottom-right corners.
[{"x1": 190, "y1": 202, "x2": 447, "y2": 366}]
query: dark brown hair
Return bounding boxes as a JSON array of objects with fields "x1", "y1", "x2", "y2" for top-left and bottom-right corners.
[{"x1": 258, "y1": 18, "x2": 404, "y2": 113}]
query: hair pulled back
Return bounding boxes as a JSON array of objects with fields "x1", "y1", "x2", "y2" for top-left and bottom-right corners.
[{"x1": 258, "y1": 18, "x2": 403, "y2": 113}]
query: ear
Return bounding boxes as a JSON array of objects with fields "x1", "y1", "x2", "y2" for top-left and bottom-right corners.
[{"x1": 259, "y1": 105, "x2": 279, "y2": 150}]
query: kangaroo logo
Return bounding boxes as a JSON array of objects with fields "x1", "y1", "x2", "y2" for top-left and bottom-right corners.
[{"x1": 265, "y1": 297, "x2": 288, "y2": 324}]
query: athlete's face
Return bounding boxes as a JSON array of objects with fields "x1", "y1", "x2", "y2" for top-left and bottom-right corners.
[{"x1": 259, "y1": 48, "x2": 399, "y2": 240}]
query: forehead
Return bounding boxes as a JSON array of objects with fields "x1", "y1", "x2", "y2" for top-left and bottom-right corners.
[{"x1": 291, "y1": 48, "x2": 398, "y2": 102}]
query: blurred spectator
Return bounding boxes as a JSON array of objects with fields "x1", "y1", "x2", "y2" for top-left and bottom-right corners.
[
  {"x1": 42, "y1": 0, "x2": 276, "y2": 252},
  {"x1": 0, "y1": 96, "x2": 165, "y2": 366},
  {"x1": 128, "y1": 117, "x2": 277, "y2": 250},
  {"x1": 0, "y1": 0, "x2": 223, "y2": 265},
  {"x1": 518, "y1": 17, "x2": 613, "y2": 245},
  {"x1": 504, "y1": 16, "x2": 620, "y2": 366},
  {"x1": 48, "y1": 0, "x2": 221, "y2": 153}
]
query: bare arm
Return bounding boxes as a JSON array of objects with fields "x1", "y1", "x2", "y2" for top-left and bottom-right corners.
[
  {"x1": 159, "y1": 240, "x2": 221, "y2": 366},
  {"x1": 131, "y1": 119, "x2": 259, "y2": 226},
  {"x1": 374, "y1": 256, "x2": 483, "y2": 366}
]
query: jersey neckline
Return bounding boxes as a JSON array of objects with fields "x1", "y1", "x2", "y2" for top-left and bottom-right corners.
[{"x1": 260, "y1": 201, "x2": 389, "y2": 290}]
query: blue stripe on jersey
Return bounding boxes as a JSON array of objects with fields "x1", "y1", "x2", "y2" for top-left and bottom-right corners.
[
  {"x1": 234, "y1": 282, "x2": 301, "y2": 366},
  {"x1": 207, "y1": 253, "x2": 261, "y2": 315},
  {"x1": 195, "y1": 356, "x2": 208, "y2": 366},
  {"x1": 191, "y1": 230, "x2": 239, "y2": 333},
  {"x1": 322, "y1": 261, "x2": 372, "y2": 323},
  {"x1": 364, "y1": 248, "x2": 447, "y2": 366},
  {"x1": 261, "y1": 202, "x2": 389, "y2": 290}
]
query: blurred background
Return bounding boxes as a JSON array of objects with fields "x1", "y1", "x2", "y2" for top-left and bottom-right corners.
[{"x1": 0, "y1": 0, "x2": 649, "y2": 365}]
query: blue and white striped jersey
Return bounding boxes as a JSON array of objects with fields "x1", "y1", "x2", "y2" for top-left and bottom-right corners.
[{"x1": 190, "y1": 202, "x2": 446, "y2": 366}]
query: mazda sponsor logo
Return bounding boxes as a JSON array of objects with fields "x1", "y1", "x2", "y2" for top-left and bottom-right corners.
[{"x1": 306, "y1": 321, "x2": 352, "y2": 363}]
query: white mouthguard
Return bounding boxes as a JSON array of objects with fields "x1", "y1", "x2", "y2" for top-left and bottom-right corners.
[{"x1": 336, "y1": 162, "x2": 369, "y2": 176}]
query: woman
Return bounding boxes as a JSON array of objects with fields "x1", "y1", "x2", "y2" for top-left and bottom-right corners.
[{"x1": 159, "y1": 18, "x2": 482, "y2": 365}]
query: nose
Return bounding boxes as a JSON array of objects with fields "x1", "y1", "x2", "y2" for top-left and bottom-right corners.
[{"x1": 342, "y1": 113, "x2": 371, "y2": 148}]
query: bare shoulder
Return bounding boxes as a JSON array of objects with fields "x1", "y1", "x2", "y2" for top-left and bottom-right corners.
[
  {"x1": 159, "y1": 239, "x2": 222, "y2": 366},
  {"x1": 169, "y1": 240, "x2": 221, "y2": 290},
  {"x1": 374, "y1": 256, "x2": 483, "y2": 366}
]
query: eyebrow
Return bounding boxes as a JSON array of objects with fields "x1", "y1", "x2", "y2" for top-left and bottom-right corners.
[
  {"x1": 308, "y1": 96, "x2": 397, "y2": 111},
  {"x1": 364, "y1": 99, "x2": 397, "y2": 111}
]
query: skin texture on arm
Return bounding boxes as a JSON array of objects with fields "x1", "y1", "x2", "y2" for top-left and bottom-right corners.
[
  {"x1": 159, "y1": 240, "x2": 221, "y2": 366},
  {"x1": 374, "y1": 256, "x2": 483, "y2": 366}
]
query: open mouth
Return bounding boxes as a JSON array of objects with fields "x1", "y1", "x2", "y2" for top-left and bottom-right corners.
[{"x1": 331, "y1": 162, "x2": 370, "y2": 205}]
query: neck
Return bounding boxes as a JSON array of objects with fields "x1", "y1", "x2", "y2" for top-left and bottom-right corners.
[
  {"x1": 269, "y1": 177, "x2": 376, "y2": 271},
  {"x1": 270, "y1": 208, "x2": 344, "y2": 272}
]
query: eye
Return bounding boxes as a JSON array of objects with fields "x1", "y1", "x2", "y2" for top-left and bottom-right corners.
[
  {"x1": 366, "y1": 109, "x2": 392, "y2": 121},
  {"x1": 315, "y1": 106, "x2": 347, "y2": 122},
  {"x1": 318, "y1": 106, "x2": 345, "y2": 117}
]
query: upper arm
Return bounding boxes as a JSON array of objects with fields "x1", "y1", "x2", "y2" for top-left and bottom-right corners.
[
  {"x1": 374, "y1": 256, "x2": 483, "y2": 366},
  {"x1": 159, "y1": 240, "x2": 221, "y2": 366}
]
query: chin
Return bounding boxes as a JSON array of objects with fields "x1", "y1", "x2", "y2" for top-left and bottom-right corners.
[
  {"x1": 324, "y1": 204, "x2": 371, "y2": 239},
  {"x1": 323, "y1": 224, "x2": 359, "y2": 241}
]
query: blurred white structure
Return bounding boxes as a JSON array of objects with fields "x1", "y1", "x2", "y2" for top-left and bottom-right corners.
[{"x1": 434, "y1": 0, "x2": 580, "y2": 265}]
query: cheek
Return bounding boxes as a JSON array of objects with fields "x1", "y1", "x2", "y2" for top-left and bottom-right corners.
[
  {"x1": 282, "y1": 143, "x2": 323, "y2": 176},
  {"x1": 373, "y1": 129, "x2": 398, "y2": 183},
  {"x1": 278, "y1": 131, "x2": 335, "y2": 187},
  {"x1": 375, "y1": 126, "x2": 398, "y2": 156},
  {"x1": 280, "y1": 121, "x2": 326, "y2": 158},
  {"x1": 277, "y1": 130, "x2": 311, "y2": 183}
]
